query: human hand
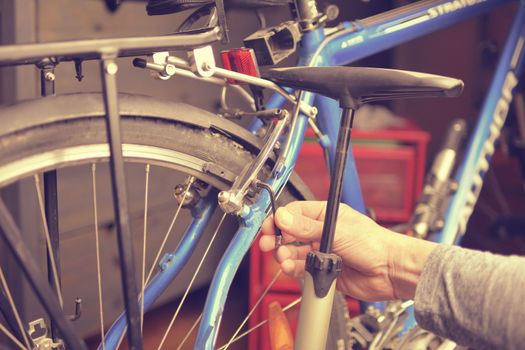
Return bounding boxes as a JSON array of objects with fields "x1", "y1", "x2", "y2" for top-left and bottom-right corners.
[{"x1": 259, "y1": 201, "x2": 437, "y2": 301}]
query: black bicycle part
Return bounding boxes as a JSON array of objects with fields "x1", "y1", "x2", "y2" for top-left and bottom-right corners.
[
  {"x1": 264, "y1": 66, "x2": 464, "y2": 109},
  {"x1": 105, "y1": 0, "x2": 122, "y2": 12},
  {"x1": 39, "y1": 60, "x2": 64, "y2": 342},
  {"x1": 146, "y1": 0, "x2": 290, "y2": 14},
  {"x1": 147, "y1": 0, "x2": 215, "y2": 15},
  {"x1": 244, "y1": 21, "x2": 302, "y2": 66},
  {"x1": 255, "y1": 181, "x2": 282, "y2": 244},
  {"x1": 305, "y1": 251, "x2": 342, "y2": 298},
  {"x1": 146, "y1": 0, "x2": 229, "y2": 42},
  {"x1": 176, "y1": 3, "x2": 217, "y2": 33},
  {"x1": 221, "y1": 108, "x2": 284, "y2": 120},
  {"x1": 69, "y1": 298, "x2": 82, "y2": 322},
  {"x1": 74, "y1": 59, "x2": 84, "y2": 82},
  {"x1": 100, "y1": 57, "x2": 143, "y2": 350},
  {"x1": 0, "y1": 199, "x2": 87, "y2": 350},
  {"x1": 301, "y1": 107, "x2": 354, "y2": 299},
  {"x1": 320, "y1": 108, "x2": 355, "y2": 253},
  {"x1": 251, "y1": 86, "x2": 265, "y2": 111}
]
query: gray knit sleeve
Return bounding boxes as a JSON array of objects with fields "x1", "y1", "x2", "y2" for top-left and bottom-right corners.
[{"x1": 414, "y1": 244, "x2": 525, "y2": 349}]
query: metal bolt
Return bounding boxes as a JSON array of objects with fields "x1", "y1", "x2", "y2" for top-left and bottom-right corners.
[
  {"x1": 44, "y1": 72, "x2": 55, "y2": 81},
  {"x1": 218, "y1": 191, "x2": 229, "y2": 203},
  {"x1": 174, "y1": 185, "x2": 184, "y2": 196},
  {"x1": 106, "y1": 62, "x2": 118, "y2": 75},
  {"x1": 164, "y1": 64, "x2": 176, "y2": 76}
]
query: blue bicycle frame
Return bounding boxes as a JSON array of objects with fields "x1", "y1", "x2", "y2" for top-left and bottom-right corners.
[{"x1": 102, "y1": 0, "x2": 525, "y2": 348}]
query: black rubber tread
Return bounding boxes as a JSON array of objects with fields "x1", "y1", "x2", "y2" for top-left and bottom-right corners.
[
  {"x1": 0, "y1": 112, "x2": 351, "y2": 348},
  {"x1": 0, "y1": 93, "x2": 315, "y2": 202},
  {"x1": 0, "y1": 117, "x2": 309, "y2": 212}
]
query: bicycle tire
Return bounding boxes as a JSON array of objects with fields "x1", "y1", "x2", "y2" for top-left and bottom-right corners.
[{"x1": 0, "y1": 92, "x2": 351, "y2": 349}]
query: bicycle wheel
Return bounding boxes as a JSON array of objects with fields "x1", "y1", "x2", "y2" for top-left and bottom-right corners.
[{"x1": 0, "y1": 92, "x2": 350, "y2": 349}]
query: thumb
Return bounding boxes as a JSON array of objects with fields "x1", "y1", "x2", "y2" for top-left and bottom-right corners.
[{"x1": 275, "y1": 207, "x2": 324, "y2": 241}]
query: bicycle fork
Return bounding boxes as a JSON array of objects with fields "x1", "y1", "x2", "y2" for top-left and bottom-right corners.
[{"x1": 295, "y1": 107, "x2": 355, "y2": 350}]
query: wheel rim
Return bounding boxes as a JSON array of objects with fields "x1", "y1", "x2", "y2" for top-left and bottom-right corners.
[
  {"x1": 0, "y1": 140, "x2": 248, "y2": 349},
  {"x1": 0, "y1": 143, "x2": 231, "y2": 190}
]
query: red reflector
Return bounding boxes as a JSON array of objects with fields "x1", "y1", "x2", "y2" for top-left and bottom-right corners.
[{"x1": 220, "y1": 48, "x2": 260, "y2": 84}]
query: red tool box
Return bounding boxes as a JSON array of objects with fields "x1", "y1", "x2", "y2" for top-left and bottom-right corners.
[{"x1": 248, "y1": 127, "x2": 429, "y2": 349}]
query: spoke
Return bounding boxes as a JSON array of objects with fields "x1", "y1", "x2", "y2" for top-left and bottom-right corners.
[
  {"x1": 92, "y1": 164, "x2": 106, "y2": 350},
  {"x1": 115, "y1": 177, "x2": 196, "y2": 350},
  {"x1": 216, "y1": 297, "x2": 301, "y2": 350},
  {"x1": 223, "y1": 270, "x2": 282, "y2": 350},
  {"x1": 33, "y1": 174, "x2": 63, "y2": 308},
  {"x1": 144, "y1": 178, "x2": 193, "y2": 287},
  {"x1": 114, "y1": 327, "x2": 126, "y2": 350},
  {"x1": 157, "y1": 213, "x2": 227, "y2": 350},
  {"x1": 175, "y1": 313, "x2": 202, "y2": 350},
  {"x1": 0, "y1": 321, "x2": 27, "y2": 350},
  {"x1": 141, "y1": 164, "x2": 150, "y2": 332},
  {"x1": 0, "y1": 267, "x2": 31, "y2": 349}
]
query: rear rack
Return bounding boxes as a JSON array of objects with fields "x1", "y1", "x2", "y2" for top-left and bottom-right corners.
[{"x1": 0, "y1": 26, "x2": 221, "y2": 67}]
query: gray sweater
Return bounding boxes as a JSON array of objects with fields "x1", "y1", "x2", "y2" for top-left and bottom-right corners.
[{"x1": 414, "y1": 245, "x2": 525, "y2": 349}]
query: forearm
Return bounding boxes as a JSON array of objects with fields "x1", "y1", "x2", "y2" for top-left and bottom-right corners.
[
  {"x1": 386, "y1": 233, "x2": 438, "y2": 300},
  {"x1": 385, "y1": 232, "x2": 525, "y2": 349},
  {"x1": 414, "y1": 245, "x2": 525, "y2": 349}
]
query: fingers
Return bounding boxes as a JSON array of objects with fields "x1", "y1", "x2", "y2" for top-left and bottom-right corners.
[
  {"x1": 276, "y1": 244, "x2": 313, "y2": 261},
  {"x1": 259, "y1": 234, "x2": 276, "y2": 252},
  {"x1": 280, "y1": 259, "x2": 305, "y2": 278},
  {"x1": 258, "y1": 241, "x2": 311, "y2": 278},
  {"x1": 284, "y1": 201, "x2": 327, "y2": 221},
  {"x1": 261, "y1": 201, "x2": 327, "y2": 236},
  {"x1": 261, "y1": 213, "x2": 276, "y2": 237},
  {"x1": 274, "y1": 206, "x2": 324, "y2": 241},
  {"x1": 276, "y1": 245, "x2": 310, "y2": 278}
]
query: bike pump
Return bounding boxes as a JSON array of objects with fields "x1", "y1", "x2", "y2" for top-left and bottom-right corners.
[{"x1": 295, "y1": 106, "x2": 355, "y2": 350}]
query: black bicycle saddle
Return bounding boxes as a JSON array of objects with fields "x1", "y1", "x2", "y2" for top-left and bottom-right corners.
[
  {"x1": 264, "y1": 66, "x2": 464, "y2": 109},
  {"x1": 147, "y1": 0, "x2": 290, "y2": 15}
]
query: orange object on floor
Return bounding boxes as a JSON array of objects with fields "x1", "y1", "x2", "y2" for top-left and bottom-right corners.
[{"x1": 268, "y1": 301, "x2": 294, "y2": 350}]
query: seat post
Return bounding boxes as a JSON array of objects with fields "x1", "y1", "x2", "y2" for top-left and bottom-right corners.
[
  {"x1": 320, "y1": 107, "x2": 355, "y2": 253},
  {"x1": 295, "y1": 107, "x2": 355, "y2": 350}
]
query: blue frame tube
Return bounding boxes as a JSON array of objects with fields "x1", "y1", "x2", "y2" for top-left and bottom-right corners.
[
  {"x1": 317, "y1": 0, "x2": 513, "y2": 67},
  {"x1": 439, "y1": 3, "x2": 525, "y2": 245},
  {"x1": 194, "y1": 112, "x2": 311, "y2": 349},
  {"x1": 100, "y1": 195, "x2": 217, "y2": 350}
]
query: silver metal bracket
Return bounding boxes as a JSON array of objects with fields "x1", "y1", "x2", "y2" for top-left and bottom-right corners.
[
  {"x1": 218, "y1": 109, "x2": 289, "y2": 215},
  {"x1": 159, "y1": 253, "x2": 176, "y2": 271},
  {"x1": 152, "y1": 51, "x2": 169, "y2": 65},
  {"x1": 188, "y1": 45, "x2": 216, "y2": 77},
  {"x1": 131, "y1": 52, "x2": 177, "y2": 80},
  {"x1": 299, "y1": 101, "x2": 317, "y2": 119},
  {"x1": 28, "y1": 318, "x2": 64, "y2": 350}
]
